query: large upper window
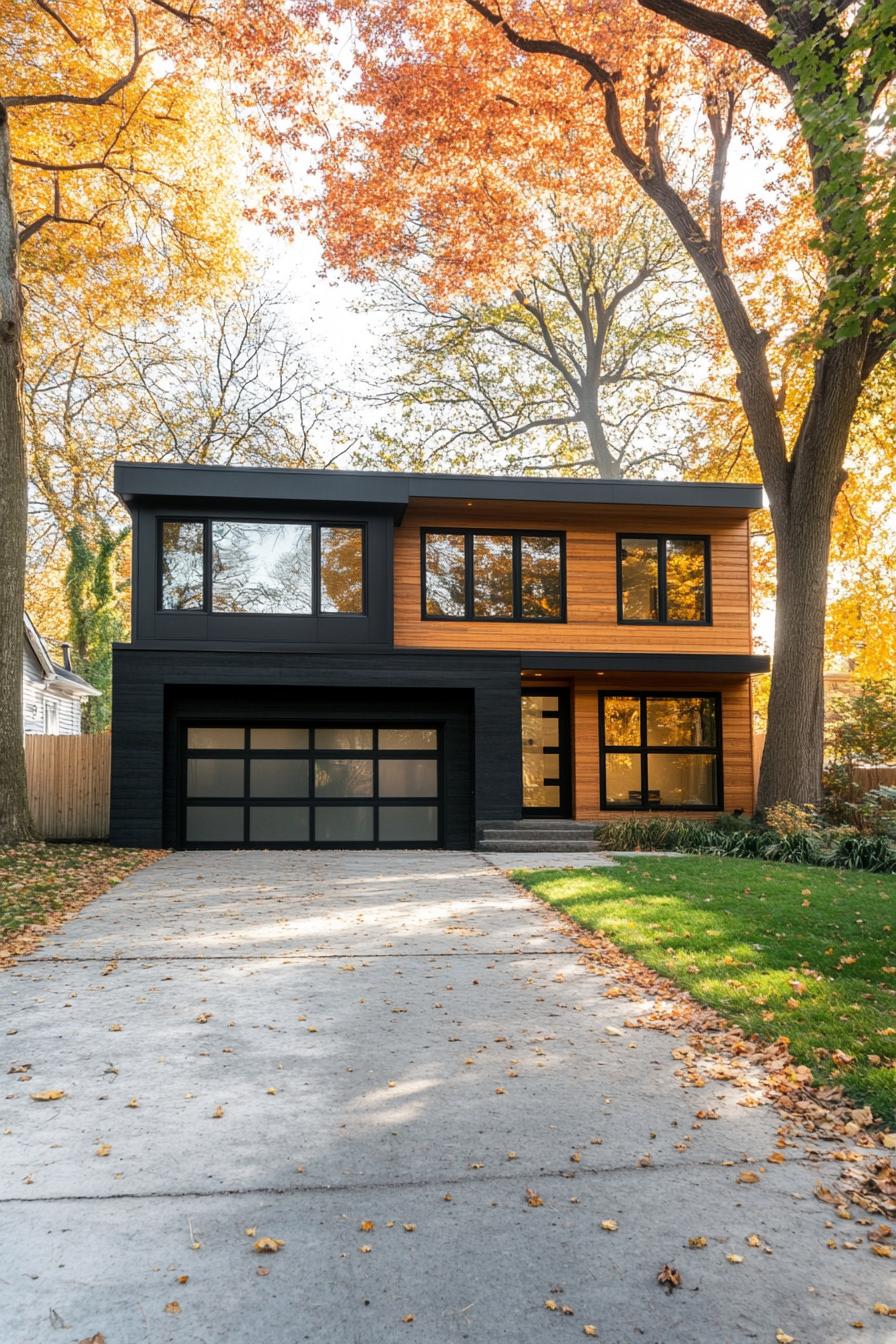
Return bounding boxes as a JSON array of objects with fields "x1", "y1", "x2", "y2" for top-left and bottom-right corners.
[
  {"x1": 617, "y1": 535, "x2": 709, "y2": 624},
  {"x1": 599, "y1": 693, "x2": 720, "y2": 810},
  {"x1": 423, "y1": 529, "x2": 564, "y2": 621},
  {"x1": 159, "y1": 520, "x2": 364, "y2": 615}
]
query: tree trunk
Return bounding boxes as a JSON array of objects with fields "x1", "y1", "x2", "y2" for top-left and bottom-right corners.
[
  {"x1": 756, "y1": 344, "x2": 866, "y2": 811},
  {"x1": 579, "y1": 401, "x2": 621, "y2": 478},
  {"x1": 0, "y1": 107, "x2": 33, "y2": 844},
  {"x1": 756, "y1": 499, "x2": 833, "y2": 809}
]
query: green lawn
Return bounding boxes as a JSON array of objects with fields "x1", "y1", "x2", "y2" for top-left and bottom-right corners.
[
  {"x1": 0, "y1": 842, "x2": 162, "y2": 959},
  {"x1": 516, "y1": 856, "x2": 896, "y2": 1123}
]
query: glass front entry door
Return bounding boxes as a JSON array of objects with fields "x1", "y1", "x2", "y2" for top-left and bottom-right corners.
[{"x1": 521, "y1": 692, "x2": 571, "y2": 816}]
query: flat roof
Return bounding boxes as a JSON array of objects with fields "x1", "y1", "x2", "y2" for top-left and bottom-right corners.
[{"x1": 113, "y1": 461, "x2": 764, "y2": 512}]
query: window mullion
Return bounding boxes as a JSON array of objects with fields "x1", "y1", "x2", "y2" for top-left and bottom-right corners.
[
  {"x1": 465, "y1": 531, "x2": 474, "y2": 620},
  {"x1": 513, "y1": 533, "x2": 522, "y2": 619}
]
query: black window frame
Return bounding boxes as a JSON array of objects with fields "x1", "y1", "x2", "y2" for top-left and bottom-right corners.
[
  {"x1": 157, "y1": 516, "x2": 367, "y2": 618},
  {"x1": 598, "y1": 691, "x2": 724, "y2": 812},
  {"x1": 616, "y1": 534, "x2": 712, "y2": 626},
  {"x1": 181, "y1": 722, "x2": 443, "y2": 849},
  {"x1": 421, "y1": 527, "x2": 566, "y2": 622}
]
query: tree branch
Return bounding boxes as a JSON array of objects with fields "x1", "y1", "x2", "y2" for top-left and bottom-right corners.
[
  {"x1": 32, "y1": 0, "x2": 83, "y2": 45},
  {"x1": 5, "y1": 10, "x2": 146, "y2": 109},
  {"x1": 636, "y1": 0, "x2": 782, "y2": 75}
]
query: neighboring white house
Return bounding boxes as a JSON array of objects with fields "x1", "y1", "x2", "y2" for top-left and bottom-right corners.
[{"x1": 23, "y1": 614, "x2": 100, "y2": 735}]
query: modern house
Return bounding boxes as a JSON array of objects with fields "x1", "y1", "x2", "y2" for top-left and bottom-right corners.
[
  {"x1": 23, "y1": 614, "x2": 100, "y2": 735},
  {"x1": 109, "y1": 463, "x2": 769, "y2": 850}
]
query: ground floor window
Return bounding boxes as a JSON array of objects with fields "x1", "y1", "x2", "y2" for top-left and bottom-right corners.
[
  {"x1": 598, "y1": 693, "x2": 721, "y2": 810},
  {"x1": 183, "y1": 723, "x2": 441, "y2": 847}
]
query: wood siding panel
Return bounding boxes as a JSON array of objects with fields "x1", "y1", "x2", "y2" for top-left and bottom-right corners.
[
  {"x1": 394, "y1": 504, "x2": 753, "y2": 654},
  {"x1": 566, "y1": 672, "x2": 755, "y2": 819},
  {"x1": 25, "y1": 733, "x2": 111, "y2": 839}
]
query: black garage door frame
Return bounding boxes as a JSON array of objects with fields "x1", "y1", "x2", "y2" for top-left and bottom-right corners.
[{"x1": 179, "y1": 720, "x2": 445, "y2": 850}]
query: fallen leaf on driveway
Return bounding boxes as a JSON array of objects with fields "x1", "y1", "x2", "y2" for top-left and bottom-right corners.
[
  {"x1": 656, "y1": 1265, "x2": 681, "y2": 1293},
  {"x1": 95, "y1": 1144, "x2": 111, "y2": 1157},
  {"x1": 30, "y1": 1090, "x2": 64, "y2": 1102},
  {"x1": 526, "y1": 1189, "x2": 544, "y2": 1207},
  {"x1": 726, "y1": 1254, "x2": 744, "y2": 1264},
  {"x1": 195, "y1": 1013, "x2": 212, "y2": 1024},
  {"x1": 775, "y1": 1331, "x2": 795, "y2": 1342},
  {"x1": 583, "y1": 1328, "x2": 598, "y2": 1338},
  {"x1": 254, "y1": 1238, "x2": 285, "y2": 1253},
  {"x1": 688, "y1": 1237, "x2": 707, "y2": 1249},
  {"x1": 871, "y1": 1244, "x2": 893, "y2": 1258},
  {"x1": 737, "y1": 1172, "x2": 759, "y2": 1184},
  {"x1": 359, "y1": 1220, "x2": 375, "y2": 1232},
  {"x1": 600, "y1": 1220, "x2": 618, "y2": 1232},
  {"x1": 212, "y1": 1106, "x2": 224, "y2": 1119},
  {"x1": 544, "y1": 1300, "x2": 558, "y2": 1311},
  {"x1": 164, "y1": 1302, "x2": 180, "y2": 1314},
  {"x1": 78, "y1": 1335, "x2": 105, "y2": 1344},
  {"x1": 873, "y1": 1303, "x2": 896, "y2": 1316}
]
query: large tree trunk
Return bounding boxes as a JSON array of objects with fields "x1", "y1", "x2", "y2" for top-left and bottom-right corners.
[
  {"x1": 0, "y1": 107, "x2": 33, "y2": 844},
  {"x1": 757, "y1": 500, "x2": 833, "y2": 808},
  {"x1": 756, "y1": 344, "x2": 865, "y2": 811}
]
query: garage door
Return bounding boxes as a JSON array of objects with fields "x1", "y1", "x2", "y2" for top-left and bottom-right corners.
[{"x1": 183, "y1": 725, "x2": 441, "y2": 848}]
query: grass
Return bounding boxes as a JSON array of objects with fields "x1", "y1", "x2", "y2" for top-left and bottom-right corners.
[
  {"x1": 516, "y1": 855, "x2": 896, "y2": 1124},
  {"x1": 0, "y1": 842, "x2": 164, "y2": 960}
]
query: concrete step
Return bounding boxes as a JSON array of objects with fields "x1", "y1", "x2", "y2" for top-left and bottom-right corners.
[
  {"x1": 480, "y1": 818, "x2": 596, "y2": 830},
  {"x1": 478, "y1": 839, "x2": 603, "y2": 853},
  {"x1": 479, "y1": 829, "x2": 594, "y2": 843}
]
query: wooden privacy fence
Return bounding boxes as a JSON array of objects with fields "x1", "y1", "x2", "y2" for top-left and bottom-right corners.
[{"x1": 24, "y1": 734, "x2": 111, "y2": 840}]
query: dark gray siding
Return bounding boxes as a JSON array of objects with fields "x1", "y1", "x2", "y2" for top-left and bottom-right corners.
[{"x1": 110, "y1": 647, "x2": 523, "y2": 849}]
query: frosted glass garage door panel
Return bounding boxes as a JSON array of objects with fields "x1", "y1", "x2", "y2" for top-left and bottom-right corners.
[
  {"x1": 250, "y1": 807, "x2": 310, "y2": 843},
  {"x1": 186, "y1": 806, "x2": 244, "y2": 843},
  {"x1": 314, "y1": 807, "x2": 374, "y2": 843},
  {"x1": 378, "y1": 759, "x2": 438, "y2": 797},
  {"x1": 187, "y1": 727, "x2": 244, "y2": 750},
  {"x1": 187, "y1": 758, "x2": 244, "y2": 798},
  {"x1": 250, "y1": 759, "x2": 309, "y2": 798},
  {"x1": 378, "y1": 806, "x2": 439, "y2": 842}
]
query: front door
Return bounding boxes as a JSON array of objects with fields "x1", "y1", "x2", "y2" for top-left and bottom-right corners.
[{"x1": 521, "y1": 692, "x2": 571, "y2": 816}]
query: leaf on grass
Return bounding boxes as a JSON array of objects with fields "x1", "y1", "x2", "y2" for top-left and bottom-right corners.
[
  {"x1": 253, "y1": 1238, "x2": 285, "y2": 1253},
  {"x1": 30, "y1": 1090, "x2": 64, "y2": 1102}
]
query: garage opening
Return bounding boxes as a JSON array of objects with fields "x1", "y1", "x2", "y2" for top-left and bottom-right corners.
[{"x1": 183, "y1": 724, "x2": 442, "y2": 848}]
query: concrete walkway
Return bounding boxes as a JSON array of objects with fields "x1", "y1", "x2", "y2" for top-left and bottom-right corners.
[{"x1": 1, "y1": 851, "x2": 891, "y2": 1343}]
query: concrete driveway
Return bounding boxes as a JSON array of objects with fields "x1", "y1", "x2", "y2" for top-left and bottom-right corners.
[{"x1": 1, "y1": 851, "x2": 891, "y2": 1343}]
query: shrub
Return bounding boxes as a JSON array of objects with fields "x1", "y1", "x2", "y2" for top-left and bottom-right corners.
[
  {"x1": 593, "y1": 814, "x2": 896, "y2": 873},
  {"x1": 827, "y1": 831, "x2": 896, "y2": 874},
  {"x1": 765, "y1": 800, "x2": 818, "y2": 837}
]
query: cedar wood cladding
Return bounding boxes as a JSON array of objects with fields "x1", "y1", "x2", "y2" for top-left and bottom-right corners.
[{"x1": 395, "y1": 501, "x2": 753, "y2": 654}]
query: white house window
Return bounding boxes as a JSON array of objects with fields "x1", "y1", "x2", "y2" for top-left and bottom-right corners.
[{"x1": 44, "y1": 699, "x2": 60, "y2": 734}]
